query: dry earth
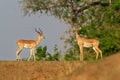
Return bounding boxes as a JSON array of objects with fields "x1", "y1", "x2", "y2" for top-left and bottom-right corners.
[{"x1": 0, "y1": 53, "x2": 120, "y2": 80}]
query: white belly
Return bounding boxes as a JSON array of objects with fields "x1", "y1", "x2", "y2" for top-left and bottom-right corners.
[
  {"x1": 83, "y1": 43, "x2": 93, "y2": 47},
  {"x1": 24, "y1": 44, "x2": 32, "y2": 48}
]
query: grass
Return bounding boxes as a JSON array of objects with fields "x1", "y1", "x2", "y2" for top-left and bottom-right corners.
[{"x1": 0, "y1": 53, "x2": 120, "y2": 80}]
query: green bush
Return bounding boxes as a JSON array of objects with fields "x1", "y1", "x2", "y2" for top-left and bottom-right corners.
[
  {"x1": 35, "y1": 46, "x2": 47, "y2": 61},
  {"x1": 35, "y1": 45, "x2": 61, "y2": 61}
]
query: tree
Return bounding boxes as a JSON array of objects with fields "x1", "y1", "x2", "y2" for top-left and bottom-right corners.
[
  {"x1": 21, "y1": 0, "x2": 120, "y2": 60},
  {"x1": 21, "y1": 0, "x2": 110, "y2": 25}
]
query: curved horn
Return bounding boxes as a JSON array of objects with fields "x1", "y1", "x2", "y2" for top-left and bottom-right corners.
[
  {"x1": 39, "y1": 28, "x2": 43, "y2": 33},
  {"x1": 35, "y1": 28, "x2": 37, "y2": 32}
]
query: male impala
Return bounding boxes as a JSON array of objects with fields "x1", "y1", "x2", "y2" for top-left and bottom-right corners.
[
  {"x1": 74, "y1": 26, "x2": 102, "y2": 61},
  {"x1": 16, "y1": 28, "x2": 45, "y2": 61}
]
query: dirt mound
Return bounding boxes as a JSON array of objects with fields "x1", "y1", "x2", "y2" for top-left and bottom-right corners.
[
  {"x1": 0, "y1": 53, "x2": 120, "y2": 80},
  {"x1": 59, "y1": 53, "x2": 120, "y2": 80}
]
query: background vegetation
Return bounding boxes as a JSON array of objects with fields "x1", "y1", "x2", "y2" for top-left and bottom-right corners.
[{"x1": 21, "y1": 0, "x2": 120, "y2": 61}]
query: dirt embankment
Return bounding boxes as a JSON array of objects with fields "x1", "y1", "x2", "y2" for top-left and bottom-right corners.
[
  {"x1": 0, "y1": 53, "x2": 120, "y2": 80},
  {"x1": 59, "y1": 53, "x2": 120, "y2": 80}
]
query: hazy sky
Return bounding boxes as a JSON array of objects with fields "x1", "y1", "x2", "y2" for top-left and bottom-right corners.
[{"x1": 0, "y1": 0, "x2": 69, "y2": 60}]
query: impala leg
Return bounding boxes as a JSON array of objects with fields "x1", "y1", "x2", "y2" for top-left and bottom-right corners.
[
  {"x1": 32, "y1": 48, "x2": 36, "y2": 61},
  {"x1": 80, "y1": 45, "x2": 84, "y2": 61},
  {"x1": 16, "y1": 48, "x2": 23, "y2": 61},
  {"x1": 27, "y1": 49, "x2": 33, "y2": 61},
  {"x1": 100, "y1": 50, "x2": 102, "y2": 59},
  {"x1": 96, "y1": 47, "x2": 102, "y2": 59},
  {"x1": 93, "y1": 47, "x2": 99, "y2": 60}
]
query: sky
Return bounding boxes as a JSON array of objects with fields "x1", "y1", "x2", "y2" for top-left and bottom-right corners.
[{"x1": 0, "y1": 0, "x2": 69, "y2": 60}]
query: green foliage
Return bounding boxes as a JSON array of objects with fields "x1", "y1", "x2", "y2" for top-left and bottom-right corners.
[
  {"x1": 64, "y1": 43, "x2": 79, "y2": 61},
  {"x1": 46, "y1": 45, "x2": 61, "y2": 61},
  {"x1": 52, "y1": 44, "x2": 61, "y2": 61},
  {"x1": 35, "y1": 45, "x2": 61, "y2": 61},
  {"x1": 112, "y1": 0, "x2": 120, "y2": 11},
  {"x1": 35, "y1": 46, "x2": 47, "y2": 61},
  {"x1": 46, "y1": 52, "x2": 61, "y2": 61},
  {"x1": 83, "y1": 49, "x2": 96, "y2": 61}
]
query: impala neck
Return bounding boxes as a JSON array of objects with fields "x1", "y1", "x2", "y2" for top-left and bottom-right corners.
[
  {"x1": 75, "y1": 31, "x2": 81, "y2": 39},
  {"x1": 36, "y1": 35, "x2": 42, "y2": 45}
]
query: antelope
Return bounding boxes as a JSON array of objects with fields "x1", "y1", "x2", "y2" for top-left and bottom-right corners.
[
  {"x1": 73, "y1": 26, "x2": 102, "y2": 61},
  {"x1": 16, "y1": 28, "x2": 45, "y2": 61}
]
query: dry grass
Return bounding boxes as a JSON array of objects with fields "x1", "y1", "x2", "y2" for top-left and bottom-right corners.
[
  {"x1": 0, "y1": 61, "x2": 81, "y2": 80},
  {"x1": 0, "y1": 53, "x2": 120, "y2": 80}
]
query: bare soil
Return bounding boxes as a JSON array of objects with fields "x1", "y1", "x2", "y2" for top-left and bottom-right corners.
[{"x1": 0, "y1": 53, "x2": 120, "y2": 80}]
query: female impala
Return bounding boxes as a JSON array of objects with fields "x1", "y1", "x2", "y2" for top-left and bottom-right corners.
[
  {"x1": 16, "y1": 28, "x2": 45, "y2": 61},
  {"x1": 74, "y1": 26, "x2": 102, "y2": 61}
]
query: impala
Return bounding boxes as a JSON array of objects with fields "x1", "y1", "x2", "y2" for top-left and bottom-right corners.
[
  {"x1": 16, "y1": 28, "x2": 45, "y2": 61},
  {"x1": 74, "y1": 26, "x2": 102, "y2": 61}
]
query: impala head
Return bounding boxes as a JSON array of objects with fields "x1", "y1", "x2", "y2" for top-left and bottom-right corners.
[
  {"x1": 35, "y1": 28, "x2": 45, "y2": 39},
  {"x1": 73, "y1": 26, "x2": 81, "y2": 32},
  {"x1": 73, "y1": 26, "x2": 81, "y2": 31}
]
